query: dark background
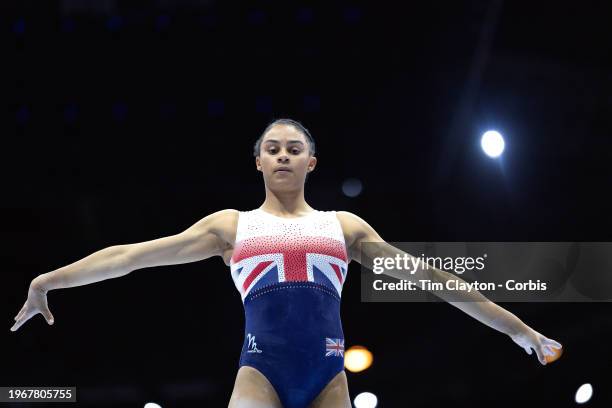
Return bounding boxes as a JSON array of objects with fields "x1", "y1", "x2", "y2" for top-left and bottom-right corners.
[{"x1": 3, "y1": 0, "x2": 612, "y2": 406}]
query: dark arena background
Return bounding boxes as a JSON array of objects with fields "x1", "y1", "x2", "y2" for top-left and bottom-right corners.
[{"x1": 3, "y1": 1, "x2": 612, "y2": 407}]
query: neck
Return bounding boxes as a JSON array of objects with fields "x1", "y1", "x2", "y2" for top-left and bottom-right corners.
[{"x1": 260, "y1": 186, "x2": 313, "y2": 215}]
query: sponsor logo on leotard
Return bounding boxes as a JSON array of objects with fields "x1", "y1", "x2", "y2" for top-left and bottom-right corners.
[
  {"x1": 325, "y1": 337, "x2": 344, "y2": 357},
  {"x1": 246, "y1": 333, "x2": 262, "y2": 353}
]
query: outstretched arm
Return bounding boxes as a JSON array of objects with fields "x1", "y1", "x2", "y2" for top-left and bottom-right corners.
[
  {"x1": 11, "y1": 209, "x2": 237, "y2": 332},
  {"x1": 337, "y1": 211, "x2": 562, "y2": 365}
]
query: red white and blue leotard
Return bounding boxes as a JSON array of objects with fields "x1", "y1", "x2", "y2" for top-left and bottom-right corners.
[{"x1": 230, "y1": 208, "x2": 349, "y2": 408}]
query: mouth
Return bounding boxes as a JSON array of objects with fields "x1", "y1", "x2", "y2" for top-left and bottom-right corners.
[{"x1": 274, "y1": 168, "x2": 292, "y2": 173}]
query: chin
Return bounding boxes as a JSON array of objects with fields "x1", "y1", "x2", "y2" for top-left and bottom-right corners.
[{"x1": 267, "y1": 182, "x2": 302, "y2": 192}]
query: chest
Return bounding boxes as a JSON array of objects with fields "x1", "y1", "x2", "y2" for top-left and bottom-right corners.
[{"x1": 225, "y1": 213, "x2": 352, "y2": 266}]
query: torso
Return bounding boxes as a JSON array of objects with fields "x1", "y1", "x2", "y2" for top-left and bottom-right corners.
[
  {"x1": 229, "y1": 208, "x2": 351, "y2": 408},
  {"x1": 229, "y1": 208, "x2": 349, "y2": 300}
]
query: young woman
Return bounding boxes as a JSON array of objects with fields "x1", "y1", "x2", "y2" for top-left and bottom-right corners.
[{"x1": 11, "y1": 119, "x2": 562, "y2": 408}]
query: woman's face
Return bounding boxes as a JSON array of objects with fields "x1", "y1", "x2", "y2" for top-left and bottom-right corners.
[{"x1": 256, "y1": 124, "x2": 317, "y2": 190}]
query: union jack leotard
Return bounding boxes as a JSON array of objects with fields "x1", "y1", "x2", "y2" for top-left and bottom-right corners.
[{"x1": 230, "y1": 208, "x2": 348, "y2": 408}]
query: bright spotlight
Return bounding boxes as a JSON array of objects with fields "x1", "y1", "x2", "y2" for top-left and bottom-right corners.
[
  {"x1": 144, "y1": 403, "x2": 162, "y2": 408},
  {"x1": 354, "y1": 391, "x2": 378, "y2": 408},
  {"x1": 344, "y1": 345, "x2": 373, "y2": 373},
  {"x1": 575, "y1": 383, "x2": 593, "y2": 404},
  {"x1": 480, "y1": 130, "x2": 505, "y2": 158}
]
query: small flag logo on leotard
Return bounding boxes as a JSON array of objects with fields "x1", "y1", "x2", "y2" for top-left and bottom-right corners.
[{"x1": 325, "y1": 337, "x2": 344, "y2": 357}]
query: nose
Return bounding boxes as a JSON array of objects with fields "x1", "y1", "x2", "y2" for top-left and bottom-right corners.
[{"x1": 277, "y1": 152, "x2": 289, "y2": 163}]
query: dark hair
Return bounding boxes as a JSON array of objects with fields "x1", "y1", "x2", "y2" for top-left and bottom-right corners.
[{"x1": 253, "y1": 118, "x2": 316, "y2": 158}]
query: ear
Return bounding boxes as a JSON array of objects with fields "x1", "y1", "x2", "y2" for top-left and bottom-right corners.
[
  {"x1": 307, "y1": 156, "x2": 317, "y2": 172},
  {"x1": 255, "y1": 156, "x2": 262, "y2": 172}
]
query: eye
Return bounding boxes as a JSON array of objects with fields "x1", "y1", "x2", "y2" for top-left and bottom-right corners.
[
  {"x1": 268, "y1": 147, "x2": 278, "y2": 154},
  {"x1": 291, "y1": 148, "x2": 301, "y2": 154}
]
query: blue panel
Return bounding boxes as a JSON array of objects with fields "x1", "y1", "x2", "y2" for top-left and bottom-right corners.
[
  {"x1": 250, "y1": 265, "x2": 279, "y2": 292},
  {"x1": 312, "y1": 265, "x2": 335, "y2": 291}
]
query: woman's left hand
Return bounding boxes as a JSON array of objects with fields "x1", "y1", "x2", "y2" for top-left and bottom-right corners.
[{"x1": 510, "y1": 327, "x2": 562, "y2": 365}]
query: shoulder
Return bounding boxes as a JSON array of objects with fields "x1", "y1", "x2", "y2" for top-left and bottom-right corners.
[
  {"x1": 193, "y1": 209, "x2": 239, "y2": 242},
  {"x1": 335, "y1": 211, "x2": 383, "y2": 242},
  {"x1": 198, "y1": 208, "x2": 239, "y2": 226},
  {"x1": 335, "y1": 211, "x2": 384, "y2": 263},
  {"x1": 336, "y1": 211, "x2": 371, "y2": 230},
  {"x1": 335, "y1": 210, "x2": 364, "y2": 231},
  {"x1": 209, "y1": 208, "x2": 239, "y2": 225},
  {"x1": 209, "y1": 208, "x2": 240, "y2": 221}
]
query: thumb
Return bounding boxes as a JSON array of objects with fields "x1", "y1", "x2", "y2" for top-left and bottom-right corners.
[{"x1": 42, "y1": 310, "x2": 54, "y2": 325}]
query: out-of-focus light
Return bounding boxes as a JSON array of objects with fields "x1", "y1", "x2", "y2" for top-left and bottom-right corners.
[
  {"x1": 107, "y1": 15, "x2": 123, "y2": 31},
  {"x1": 61, "y1": 18, "x2": 75, "y2": 33},
  {"x1": 575, "y1": 383, "x2": 593, "y2": 404},
  {"x1": 296, "y1": 7, "x2": 314, "y2": 24},
  {"x1": 354, "y1": 392, "x2": 378, "y2": 408},
  {"x1": 144, "y1": 403, "x2": 162, "y2": 408},
  {"x1": 342, "y1": 178, "x2": 362, "y2": 197},
  {"x1": 248, "y1": 10, "x2": 267, "y2": 25},
  {"x1": 343, "y1": 7, "x2": 362, "y2": 24},
  {"x1": 64, "y1": 103, "x2": 78, "y2": 123},
  {"x1": 16, "y1": 106, "x2": 29, "y2": 123},
  {"x1": 480, "y1": 130, "x2": 505, "y2": 158},
  {"x1": 112, "y1": 102, "x2": 128, "y2": 121},
  {"x1": 344, "y1": 345, "x2": 373, "y2": 372},
  {"x1": 156, "y1": 15, "x2": 171, "y2": 31},
  {"x1": 14, "y1": 18, "x2": 25, "y2": 35}
]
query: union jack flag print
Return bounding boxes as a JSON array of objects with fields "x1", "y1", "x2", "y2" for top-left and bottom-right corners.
[
  {"x1": 231, "y1": 235, "x2": 348, "y2": 300},
  {"x1": 325, "y1": 337, "x2": 345, "y2": 357}
]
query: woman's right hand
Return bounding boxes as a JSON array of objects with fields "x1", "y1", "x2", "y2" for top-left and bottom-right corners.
[{"x1": 10, "y1": 278, "x2": 55, "y2": 332}]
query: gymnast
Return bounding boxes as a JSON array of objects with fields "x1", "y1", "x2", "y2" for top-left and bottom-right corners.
[{"x1": 11, "y1": 118, "x2": 562, "y2": 408}]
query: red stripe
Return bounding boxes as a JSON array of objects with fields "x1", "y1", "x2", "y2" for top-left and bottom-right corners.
[
  {"x1": 330, "y1": 263, "x2": 344, "y2": 284},
  {"x1": 243, "y1": 260, "x2": 274, "y2": 292}
]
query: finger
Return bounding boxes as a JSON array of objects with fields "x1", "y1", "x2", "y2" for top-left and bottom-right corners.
[
  {"x1": 524, "y1": 346, "x2": 532, "y2": 355},
  {"x1": 544, "y1": 338, "x2": 562, "y2": 349},
  {"x1": 543, "y1": 346, "x2": 555, "y2": 357},
  {"x1": 536, "y1": 347, "x2": 546, "y2": 365},
  {"x1": 14, "y1": 303, "x2": 27, "y2": 320},
  {"x1": 10, "y1": 315, "x2": 29, "y2": 332},
  {"x1": 42, "y1": 309, "x2": 54, "y2": 325},
  {"x1": 15, "y1": 308, "x2": 27, "y2": 322},
  {"x1": 10, "y1": 309, "x2": 36, "y2": 332}
]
